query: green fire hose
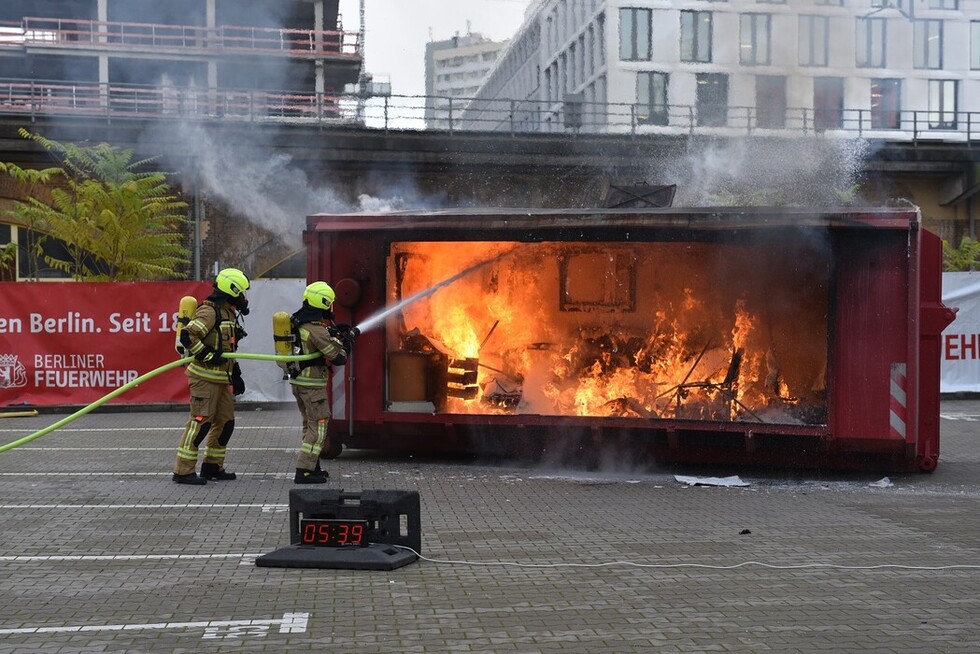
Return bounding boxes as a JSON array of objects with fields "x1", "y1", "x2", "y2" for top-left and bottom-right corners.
[{"x1": 0, "y1": 351, "x2": 320, "y2": 454}]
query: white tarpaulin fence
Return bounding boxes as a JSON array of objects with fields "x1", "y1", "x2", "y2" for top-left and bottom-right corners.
[
  {"x1": 235, "y1": 278, "x2": 307, "y2": 404},
  {"x1": 942, "y1": 272, "x2": 980, "y2": 393}
]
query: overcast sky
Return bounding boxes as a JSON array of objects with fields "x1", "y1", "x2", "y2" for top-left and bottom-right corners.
[{"x1": 338, "y1": 0, "x2": 533, "y2": 97}]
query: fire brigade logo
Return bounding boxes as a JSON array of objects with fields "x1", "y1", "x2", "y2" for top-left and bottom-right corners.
[{"x1": 0, "y1": 354, "x2": 28, "y2": 389}]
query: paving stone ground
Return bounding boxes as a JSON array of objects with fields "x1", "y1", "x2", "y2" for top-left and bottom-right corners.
[{"x1": 0, "y1": 400, "x2": 978, "y2": 653}]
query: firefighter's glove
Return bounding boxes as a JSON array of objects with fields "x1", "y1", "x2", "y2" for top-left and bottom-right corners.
[
  {"x1": 195, "y1": 345, "x2": 223, "y2": 363},
  {"x1": 231, "y1": 363, "x2": 246, "y2": 396}
]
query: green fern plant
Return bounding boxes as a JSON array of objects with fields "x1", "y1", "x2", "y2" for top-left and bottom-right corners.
[
  {"x1": 2, "y1": 131, "x2": 190, "y2": 280},
  {"x1": 942, "y1": 236, "x2": 980, "y2": 272}
]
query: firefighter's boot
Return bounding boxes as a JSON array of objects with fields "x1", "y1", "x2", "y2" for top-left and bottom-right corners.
[
  {"x1": 172, "y1": 472, "x2": 207, "y2": 485},
  {"x1": 295, "y1": 468, "x2": 328, "y2": 484},
  {"x1": 201, "y1": 462, "x2": 237, "y2": 481}
]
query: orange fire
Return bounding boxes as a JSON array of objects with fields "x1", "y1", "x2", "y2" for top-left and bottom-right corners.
[{"x1": 387, "y1": 240, "x2": 829, "y2": 425}]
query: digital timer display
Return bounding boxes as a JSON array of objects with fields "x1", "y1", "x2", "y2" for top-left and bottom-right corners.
[{"x1": 299, "y1": 519, "x2": 369, "y2": 547}]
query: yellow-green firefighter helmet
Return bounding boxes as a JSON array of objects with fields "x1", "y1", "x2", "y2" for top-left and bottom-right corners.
[
  {"x1": 303, "y1": 281, "x2": 336, "y2": 311},
  {"x1": 215, "y1": 268, "x2": 250, "y2": 298}
]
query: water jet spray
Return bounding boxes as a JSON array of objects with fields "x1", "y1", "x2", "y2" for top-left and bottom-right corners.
[{"x1": 354, "y1": 247, "x2": 521, "y2": 334}]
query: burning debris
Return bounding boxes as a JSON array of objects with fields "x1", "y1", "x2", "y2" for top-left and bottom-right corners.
[{"x1": 385, "y1": 239, "x2": 829, "y2": 426}]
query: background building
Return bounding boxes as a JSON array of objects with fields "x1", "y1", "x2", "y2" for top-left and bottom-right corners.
[
  {"x1": 424, "y1": 30, "x2": 508, "y2": 130},
  {"x1": 0, "y1": 0, "x2": 360, "y2": 125},
  {"x1": 464, "y1": 0, "x2": 980, "y2": 139},
  {"x1": 0, "y1": 0, "x2": 362, "y2": 281}
]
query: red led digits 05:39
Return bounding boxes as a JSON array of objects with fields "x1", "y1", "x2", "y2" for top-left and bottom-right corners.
[{"x1": 299, "y1": 519, "x2": 368, "y2": 547}]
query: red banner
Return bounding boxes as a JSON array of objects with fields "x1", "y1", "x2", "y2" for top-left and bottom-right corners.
[{"x1": 0, "y1": 281, "x2": 212, "y2": 407}]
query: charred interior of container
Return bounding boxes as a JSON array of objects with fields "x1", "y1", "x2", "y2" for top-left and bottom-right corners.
[{"x1": 384, "y1": 238, "x2": 830, "y2": 426}]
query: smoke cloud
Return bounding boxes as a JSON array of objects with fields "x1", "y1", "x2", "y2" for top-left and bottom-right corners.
[
  {"x1": 172, "y1": 123, "x2": 345, "y2": 250},
  {"x1": 655, "y1": 137, "x2": 870, "y2": 207},
  {"x1": 140, "y1": 121, "x2": 437, "y2": 273}
]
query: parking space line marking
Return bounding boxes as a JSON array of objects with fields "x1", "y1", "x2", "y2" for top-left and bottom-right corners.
[
  {"x1": 0, "y1": 472, "x2": 300, "y2": 481},
  {"x1": 0, "y1": 503, "x2": 287, "y2": 509},
  {"x1": 939, "y1": 413, "x2": 980, "y2": 421},
  {"x1": 0, "y1": 611, "x2": 309, "y2": 636},
  {"x1": 0, "y1": 426, "x2": 288, "y2": 433},
  {"x1": 2, "y1": 446, "x2": 293, "y2": 451},
  {"x1": 0, "y1": 552, "x2": 262, "y2": 562}
]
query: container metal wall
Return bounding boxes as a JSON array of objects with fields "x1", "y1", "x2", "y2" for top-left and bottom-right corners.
[{"x1": 305, "y1": 208, "x2": 954, "y2": 472}]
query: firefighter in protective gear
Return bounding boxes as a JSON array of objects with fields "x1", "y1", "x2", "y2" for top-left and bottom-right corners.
[
  {"x1": 172, "y1": 267, "x2": 250, "y2": 485},
  {"x1": 289, "y1": 281, "x2": 353, "y2": 484}
]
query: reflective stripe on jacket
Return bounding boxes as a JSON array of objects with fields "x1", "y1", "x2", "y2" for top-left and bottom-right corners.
[
  {"x1": 289, "y1": 321, "x2": 345, "y2": 388},
  {"x1": 186, "y1": 301, "x2": 239, "y2": 383}
]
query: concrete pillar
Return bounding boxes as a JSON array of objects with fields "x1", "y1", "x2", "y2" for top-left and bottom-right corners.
[
  {"x1": 97, "y1": 0, "x2": 108, "y2": 87},
  {"x1": 314, "y1": 0, "x2": 324, "y2": 31},
  {"x1": 207, "y1": 0, "x2": 217, "y2": 88},
  {"x1": 314, "y1": 1, "x2": 325, "y2": 95}
]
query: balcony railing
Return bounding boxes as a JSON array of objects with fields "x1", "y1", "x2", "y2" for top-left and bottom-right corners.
[
  {"x1": 0, "y1": 17, "x2": 359, "y2": 58},
  {"x1": 0, "y1": 80, "x2": 351, "y2": 122},
  {"x1": 0, "y1": 78, "x2": 976, "y2": 145}
]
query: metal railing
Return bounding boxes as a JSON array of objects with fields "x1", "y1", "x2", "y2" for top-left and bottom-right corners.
[
  {"x1": 461, "y1": 97, "x2": 980, "y2": 143},
  {"x1": 0, "y1": 78, "x2": 976, "y2": 144},
  {"x1": 0, "y1": 80, "x2": 352, "y2": 123},
  {"x1": 0, "y1": 17, "x2": 360, "y2": 58}
]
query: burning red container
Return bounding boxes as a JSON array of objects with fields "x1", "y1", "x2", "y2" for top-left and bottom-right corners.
[{"x1": 306, "y1": 207, "x2": 955, "y2": 472}]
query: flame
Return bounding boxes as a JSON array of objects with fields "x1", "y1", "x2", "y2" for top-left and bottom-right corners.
[{"x1": 387, "y1": 240, "x2": 828, "y2": 425}]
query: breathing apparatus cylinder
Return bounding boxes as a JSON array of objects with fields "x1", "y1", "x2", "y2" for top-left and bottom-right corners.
[
  {"x1": 174, "y1": 296, "x2": 198, "y2": 355},
  {"x1": 272, "y1": 311, "x2": 295, "y2": 378}
]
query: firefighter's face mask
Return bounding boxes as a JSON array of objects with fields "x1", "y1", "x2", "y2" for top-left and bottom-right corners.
[{"x1": 231, "y1": 292, "x2": 249, "y2": 315}]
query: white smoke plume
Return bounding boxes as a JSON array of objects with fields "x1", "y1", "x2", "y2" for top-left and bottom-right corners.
[
  {"x1": 171, "y1": 123, "x2": 349, "y2": 249},
  {"x1": 659, "y1": 137, "x2": 871, "y2": 207}
]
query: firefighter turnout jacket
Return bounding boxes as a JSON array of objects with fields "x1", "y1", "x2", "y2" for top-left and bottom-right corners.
[
  {"x1": 185, "y1": 301, "x2": 240, "y2": 383},
  {"x1": 289, "y1": 320, "x2": 347, "y2": 388}
]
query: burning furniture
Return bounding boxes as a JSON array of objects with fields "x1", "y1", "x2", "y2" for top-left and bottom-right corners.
[{"x1": 306, "y1": 207, "x2": 955, "y2": 472}]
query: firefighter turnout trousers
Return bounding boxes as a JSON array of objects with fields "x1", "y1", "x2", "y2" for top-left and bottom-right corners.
[
  {"x1": 291, "y1": 384, "x2": 331, "y2": 471},
  {"x1": 174, "y1": 376, "x2": 236, "y2": 476}
]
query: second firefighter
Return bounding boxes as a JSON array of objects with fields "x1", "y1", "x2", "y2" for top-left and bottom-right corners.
[{"x1": 288, "y1": 281, "x2": 355, "y2": 484}]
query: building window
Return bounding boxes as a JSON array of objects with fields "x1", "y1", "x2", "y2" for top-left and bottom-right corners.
[
  {"x1": 740, "y1": 14, "x2": 771, "y2": 66},
  {"x1": 913, "y1": 20, "x2": 943, "y2": 70},
  {"x1": 681, "y1": 11, "x2": 712, "y2": 63},
  {"x1": 570, "y1": 42, "x2": 578, "y2": 88},
  {"x1": 973, "y1": 22, "x2": 980, "y2": 70},
  {"x1": 619, "y1": 8, "x2": 652, "y2": 61},
  {"x1": 696, "y1": 73, "x2": 727, "y2": 126},
  {"x1": 0, "y1": 223, "x2": 12, "y2": 281},
  {"x1": 637, "y1": 71, "x2": 669, "y2": 125},
  {"x1": 856, "y1": 17, "x2": 886, "y2": 68},
  {"x1": 587, "y1": 25, "x2": 595, "y2": 76},
  {"x1": 799, "y1": 16, "x2": 829, "y2": 67},
  {"x1": 815, "y1": 0, "x2": 843, "y2": 5},
  {"x1": 928, "y1": 79, "x2": 957, "y2": 129},
  {"x1": 872, "y1": 0, "x2": 904, "y2": 7},
  {"x1": 813, "y1": 76, "x2": 844, "y2": 130},
  {"x1": 597, "y1": 13, "x2": 606, "y2": 66},
  {"x1": 755, "y1": 75, "x2": 786, "y2": 128},
  {"x1": 929, "y1": 0, "x2": 957, "y2": 8},
  {"x1": 870, "y1": 78, "x2": 901, "y2": 129},
  {"x1": 15, "y1": 229, "x2": 73, "y2": 280}
]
